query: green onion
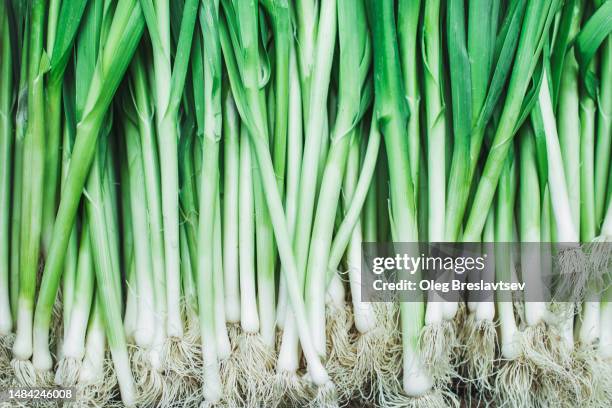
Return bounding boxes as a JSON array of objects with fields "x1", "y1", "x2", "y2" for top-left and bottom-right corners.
[
  {"x1": 305, "y1": 0, "x2": 370, "y2": 358},
  {"x1": 13, "y1": 0, "x2": 47, "y2": 376},
  {"x1": 220, "y1": 0, "x2": 329, "y2": 388},
  {"x1": 85, "y1": 135, "x2": 136, "y2": 405},
  {"x1": 194, "y1": 0, "x2": 223, "y2": 402},
  {"x1": 9, "y1": 2, "x2": 29, "y2": 331},
  {"x1": 139, "y1": 0, "x2": 199, "y2": 341},
  {"x1": 338, "y1": 121, "x2": 380, "y2": 335},
  {"x1": 518, "y1": 127, "x2": 547, "y2": 327},
  {"x1": 368, "y1": 0, "x2": 431, "y2": 398},
  {"x1": 32, "y1": 0, "x2": 144, "y2": 389},
  {"x1": 123, "y1": 105, "x2": 156, "y2": 353},
  {"x1": 276, "y1": 41, "x2": 303, "y2": 330},
  {"x1": 129, "y1": 50, "x2": 167, "y2": 368},
  {"x1": 0, "y1": 2, "x2": 14, "y2": 338}
]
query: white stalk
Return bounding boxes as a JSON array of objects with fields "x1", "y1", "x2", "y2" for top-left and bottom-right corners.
[
  {"x1": 497, "y1": 250, "x2": 520, "y2": 359},
  {"x1": 401, "y1": 305, "x2": 434, "y2": 397},
  {"x1": 498, "y1": 300, "x2": 520, "y2": 359},
  {"x1": 599, "y1": 300, "x2": 612, "y2": 359},
  {"x1": 346, "y1": 221, "x2": 376, "y2": 334},
  {"x1": 521, "y1": 243, "x2": 547, "y2": 327},
  {"x1": 276, "y1": 319, "x2": 300, "y2": 373},
  {"x1": 560, "y1": 307, "x2": 575, "y2": 350},
  {"x1": 425, "y1": 298, "x2": 445, "y2": 326},
  {"x1": 475, "y1": 302, "x2": 495, "y2": 322},
  {"x1": 133, "y1": 272, "x2": 155, "y2": 348},
  {"x1": 239, "y1": 129, "x2": 260, "y2": 335},
  {"x1": 258, "y1": 273, "x2": 277, "y2": 348},
  {"x1": 214, "y1": 195, "x2": 231, "y2": 359},
  {"x1": 126, "y1": 122, "x2": 156, "y2": 350},
  {"x1": 79, "y1": 307, "x2": 106, "y2": 385},
  {"x1": 150, "y1": 0, "x2": 182, "y2": 339},
  {"x1": 476, "y1": 221, "x2": 495, "y2": 322},
  {"x1": 13, "y1": 303, "x2": 33, "y2": 360},
  {"x1": 443, "y1": 302, "x2": 459, "y2": 320},
  {"x1": 62, "y1": 228, "x2": 94, "y2": 360},
  {"x1": 132, "y1": 57, "x2": 168, "y2": 354},
  {"x1": 0, "y1": 299, "x2": 10, "y2": 335},
  {"x1": 496, "y1": 156, "x2": 520, "y2": 360},
  {"x1": 109, "y1": 343, "x2": 137, "y2": 407},
  {"x1": 306, "y1": 137, "x2": 348, "y2": 356},
  {"x1": 63, "y1": 307, "x2": 90, "y2": 360},
  {"x1": 538, "y1": 73, "x2": 579, "y2": 243},
  {"x1": 253, "y1": 140, "x2": 277, "y2": 348},
  {"x1": 148, "y1": 315, "x2": 165, "y2": 371},
  {"x1": 326, "y1": 274, "x2": 345, "y2": 311},
  {"x1": 222, "y1": 93, "x2": 241, "y2": 324},
  {"x1": 578, "y1": 300, "x2": 600, "y2": 345}
]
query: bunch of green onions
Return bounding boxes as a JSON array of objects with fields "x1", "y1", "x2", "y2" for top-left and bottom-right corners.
[{"x1": 0, "y1": 0, "x2": 611, "y2": 407}]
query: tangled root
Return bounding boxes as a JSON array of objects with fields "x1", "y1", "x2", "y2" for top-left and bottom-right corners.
[
  {"x1": 235, "y1": 332, "x2": 276, "y2": 407},
  {"x1": 161, "y1": 370, "x2": 202, "y2": 408},
  {"x1": 569, "y1": 345, "x2": 612, "y2": 407},
  {"x1": 459, "y1": 315, "x2": 497, "y2": 404},
  {"x1": 325, "y1": 302, "x2": 355, "y2": 402},
  {"x1": 554, "y1": 246, "x2": 589, "y2": 301},
  {"x1": 307, "y1": 379, "x2": 339, "y2": 408},
  {"x1": 11, "y1": 359, "x2": 37, "y2": 387},
  {"x1": 164, "y1": 335, "x2": 201, "y2": 375},
  {"x1": 0, "y1": 334, "x2": 13, "y2": 359},
  {"x1": 158, "y1": 340, "x2": 202, "y2": 408},
  {"x1": 492, "y1": 357, "x2": 534, "y2": 408},
  {"x1": 0, "y1": 335, "x2": 14, "y2": 385},
  {"x1": 161, "y1": 335, "x2": 201, "y2": 403},
  {"x1": 73, "y1": 355, "x2": 118, "y2": 408},
  {"x1": 376, "y1": 376, "x2": 459, "y2": 408},
  {"x1": 349, "y1": 326, "x2": 391, "y2": 402},
  {"x1": 273, "y1": 370, "x2": 311, "y2": 407},
  {"x1": 584, "y1": 236, "x2": 612, "y2": 278},
  {"x1": 342, "y1": 303, "x2": 400, "y2": 403},
  {"x1": 515, "y1": 325, "x2": 572, "y2": 407},
  {"x1": 129, "y1": 347, "x2": 165, "y2": 407},
  {"x1": 217, "y1": 323, "x2": 241, "y2": 406},
  {"x1": 55, "y1": 356, "x2": 82, "y2": 386},
  {"x1": 219, "y1": 354, "x2": 242, "y2": 407},
  {"x1": 34, "y1": 369, "x2": 54, "y2": 387},
  {"x1": 372, "y1": 333, "x2": 454, "y2": 408},
  {"x1": 420, "y1": 320, "x2": 458, "y2": 384},
  {"x1": 525, "y1": 324, "x2": 581, "y2": 400},
  {"x1": 377, "y1": 303, "x2": 404, "y2": 384}
]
